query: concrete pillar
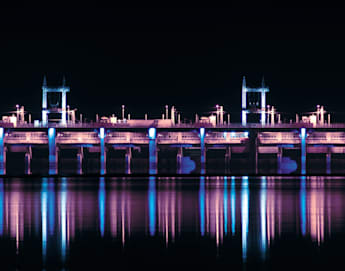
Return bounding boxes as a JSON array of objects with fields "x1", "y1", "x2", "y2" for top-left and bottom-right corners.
[
  {"x1": 148, "y1": 128, "x2": 157, "y2": 174},
  {"x1": 177, "y1": 147, "x2": 183, "y2": 174},
  {"x1": 200, "y1": 128, "x2": 206, "y2": 174},
  {"x1": 99, "y1": 128, "x2": 106, "y2": 175},
  {"x1": 326, "y1": 149, "x2": 331, "y2": 174},
  {"x1": 25, "y1": 146, "x2": 32, "y2": 175},
  {"x1": 125, "y1": 147, "x2": 132, "y2": 174},
  {"x1": 225, "y1": 146, "x2": 231, "y2": 172},
  {"x1": 277, "y1": 147, "x2": 283, "y2": 174},
  {"x1": 300, "y1": 128, "x2": 306, "y2": 175},
  {"x1": 77, "y1": 147, "x2": 83, "y2": 174},
  {"x1": 61, "y1": 92, "x2": 67, "y2": 125},
  {"x1": 0, "y1": 128, "x2": 6, "y2": 175},
  {"x1": 220, "y1": 106, "x2": 224, "y2": 125},
  {"x1": 242, "y1": 111, "x2": 247, "y2": 126},
  {"x1": 48, "y1": 128, "x2": 57, "y2": 175},
  {"x1": 42, "y1": 90, "x2": 48, "y2": 126}
]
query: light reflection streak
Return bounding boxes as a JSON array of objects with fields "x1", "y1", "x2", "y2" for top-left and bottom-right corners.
[
  {"x1": 148, "y1": 176, "x2": 156, "y2": 236},
  {"x1": 300, "y1": 176, "x2": 306, "y2": 236},
  {"x1": 231, "y1": 176, "x2": 236, "y2": 235},
  {"x1": 99, "y1": 177, "x2": 105, "y2": 237},
  {"x1": 61, "y1": 177, "x2": 67, "y2": 263},
  {"x1": 199, "y1": 176, "x2": 205, "y2": 236},
  {"x1": 0, "y1": 178, "x2": 3, "y2": 236},
  {"x1": 241, "y1": 176, "x2": 249, "y2": 262},
  {"x1": 260, "y1": 176, "x2": 267, "y2": 259},
  {"x1": 41, "y1": 178, "x2": 48, "y2": 263},
  {"x1": 224, "y1": 176, "x2": 228, "y2": 235}
]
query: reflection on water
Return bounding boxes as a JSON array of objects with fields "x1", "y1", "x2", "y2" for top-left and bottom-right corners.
[{"x1": 0, "y1": 176, "x2": 345, "y2": 269}]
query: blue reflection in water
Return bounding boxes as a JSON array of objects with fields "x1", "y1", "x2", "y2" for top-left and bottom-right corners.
[
  {"x1": 149, "y1": 138, "x2": 157, "y2": 175},
  {"x1": 99, "y1": 177, "x2": 106, "y2": 237},
  {"x1": 148, "y1": 176, "x2": 156, "y2": 236},
  {"x1": 260, "y1": 176, "x2": 267, "y2": 259},
  {"x1": 48, "y1": 178, "x2": 55, "y2": 235},
  {"x1": 41, "y1": 178, "x2": 48, "y2": 263},
  {"x1": 300, "y1": 176, "x2": 306, "y2": 236},
  {"x1": 241, "y1": 176, "x2": 249, "y2": 262},
  {"x1": 224, "y1": 176, "x2": 228, "y2": 235},
  {"x1": 61, "y1": 177, "x2": 67, "y2": 263},
  {"x1": 231, "y1": 176, "x2": 236, "y2": 235},
  {"x1": 0, "y1": 178, "x2": 3, "y2": 235},
  {"x1": 199, "y1": 176, "x2": 205, "y2": 236}
]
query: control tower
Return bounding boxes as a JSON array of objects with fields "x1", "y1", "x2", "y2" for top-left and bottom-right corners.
[
  {"x1": 241, "y1": 76, "x2": 269, "y2": 125},
  {"x1": 42, "y1": 76, "x2": 70, "y2": 126}
]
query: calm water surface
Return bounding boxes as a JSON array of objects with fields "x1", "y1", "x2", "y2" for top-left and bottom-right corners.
[{"x1": 1, "y1": 176, "x2": 345, "y2": 270}]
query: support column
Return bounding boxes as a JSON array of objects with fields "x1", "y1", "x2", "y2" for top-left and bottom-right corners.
[
  {"x1": 300, "y1": 128, "x2": 306, "y2": 175},
  {"x1": 242, "y1": 77, "x2": 247, "y2": 126},
  {"x1": 99, "y1": 128, "x2": 106, "y2": 175},
  {"x1": 42, "y1": 90, "x2": 48, "y2": 126},
  {"x1": 25, "y1": 146, "x2": 32, "y2": 175},
  {"x1": 200, "y1": 128, "x2": 206, "y2": 174},
  {"x1": 61, "y1": 92, "x2": 67, "y2": 125},
  {"x1": 326, "y1": 148, "x2": 331, "y2": 174},
  {"x1": 48, "y1": 128, "x2": 57, "y2": 175},
  {"x1": 277, "y1": 147, "x2": 283, "y2": 174},
  {"x1": 225, "y1": 146, "x2": 231, "y2": 172},
  {"x1": 125, "y1": 147, "x2": 132, "y2": 174},
  {"x1": 148, "y1": 128, "x2": 157, "y2": 174},
  {"x1": 77, "y1": 147, "x2": 83, "y2": 174},
  {"x1": 0, "y1": 128, "x2": 6, "y2": 175},
  {"x1": 177, "y1": 147, "x2": 183, "y2": 174}
]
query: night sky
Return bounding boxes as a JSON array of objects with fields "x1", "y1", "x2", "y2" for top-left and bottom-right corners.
[{"x1": 0, "y1": 7, "x2": 345, "y2": 122}]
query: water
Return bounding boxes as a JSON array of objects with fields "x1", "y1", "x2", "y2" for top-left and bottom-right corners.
[{"x1": 1, "y1": 176, "x2": 345, "y2": 270}]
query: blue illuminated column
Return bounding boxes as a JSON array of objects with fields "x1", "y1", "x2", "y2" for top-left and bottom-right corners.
[
  {"x1": 231, "y1": 176, "x2": 236, "y2": 235},
  {"x1": 99, "y1": 128, "x2": 106, "y2": 175},
  {"x1": 125, "y1": 147, "x2": 132, "y2": 174},
  {"x1": 0, "y1": 128, "x2": 5, "y2": 175},
  {"x1": 300, "y1": 128, "x2": 307, "y2": 175},
  {"x1": 176, "y1": 147, "x2": 183, "y2": 174},
  {"x1": 77, "y1": 147, "x2": 83, "y2": 175},
  {"x1": 326, "y1": 149, "x2": 331, "y2": 175},
  {"x1": 48, "y1": 128, "x2": 57, "y2": 175},
  {"x1": 148, "y1": 127, "x2": 157, "y2": 175},
  {"x1": 200, "y1": 128, "x2": 206, "y2": 174}
]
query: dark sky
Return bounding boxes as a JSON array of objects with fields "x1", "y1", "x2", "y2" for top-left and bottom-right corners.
[{"x1": 0, "y1": 7, "x2": 345, "y2": 122}]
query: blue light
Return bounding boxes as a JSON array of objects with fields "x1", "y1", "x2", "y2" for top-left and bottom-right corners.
[
  {"x1": 148, "y1": 176, "x2": 156, "y2": 236},
  {"x1": 100, "y1": 128, "x2": 106, "y2": 175},
  {"x1": 244, "y1": 131, "x2": 249, "y2": 138},
  {"x1": 231, "y1": 132, "x2": 236, "y2": 138},
  {"x1": 223, "y1": 132, "x2": 227, "y2": 139},
  {"x1": 199, "y1": 176, "x2": 205, "y2": 236},
  {"x1": 148, "y1": 127, "x2": 156, "y2": 140},
  {"x1": 300, "y1": 128, "x2": 306, "y2": 175},
  {"x1": 224, "y1": 176, "x2": 228, "y2": 235},
  {"x1": 61, "y1": 177, "x2": 67, "y2": 263},
  {"x1": 99, "y1": 177, "x2": 105, "y2": 237},
  {"x1": 300, "y1": 176, "x2": 306, "y2": 236},
  {"x1": 199, "y1": 127, "x2": 205, "y2": 138},
  {"x1": 41, "y1": 178, "x2": 48, "y2": 263},
  {"x1": 48, "y1": 128, "x2": 57, "y2": 175},
  {"x1": 231, "y1": 176, "x2": 236, "y2": 235},
  {"x1": 241, "y1": 176, "x2": 249, "y2": 262},
  {"x1": 260, "y1": 176, "x2": 267, "y2": 260}
]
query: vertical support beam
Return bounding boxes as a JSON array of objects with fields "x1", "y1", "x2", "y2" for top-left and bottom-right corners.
[
  {"x1": 225, "y1": 146, "x2": 231, "y2": 173},
  {"x1": 177, "y1": 147, "x2": 183, "y2": 174},
  {"x1": 200, "y1": 128, "x2": 206, "y2": 174},
  {"x1": 326, "y1": 148, "x2": 331, "y2": 174},
  {"x1": 0, "y1": 128, "x2": 5, "y2": 175},
  {"x1": 48, "y1": 128, "x2": 57, "y2": 175},
  {"x1": 125, "y1": 147, "x2": 132, "y2": 174},
  {"x1": 77, "y1": 147, "x2": 83, "y2": 174},
  {"x1": 99, "y1": 128, "x2": 106, "y2": 175},
  {"x1": 300, "y1": 128, "x2": 306, "y2": 175},
  {"x1": 148, "y1": 128, "x2": 157, "y2": 174},
  {"x1": 261, "y1": 92, "x2": 266, "y2": 125},
  {"x1": 25, "y1": 146, "x2": 32, "y2": 175},
  {"x1": 277, "y1": 147, "x2": 283, "y2": 174}
]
